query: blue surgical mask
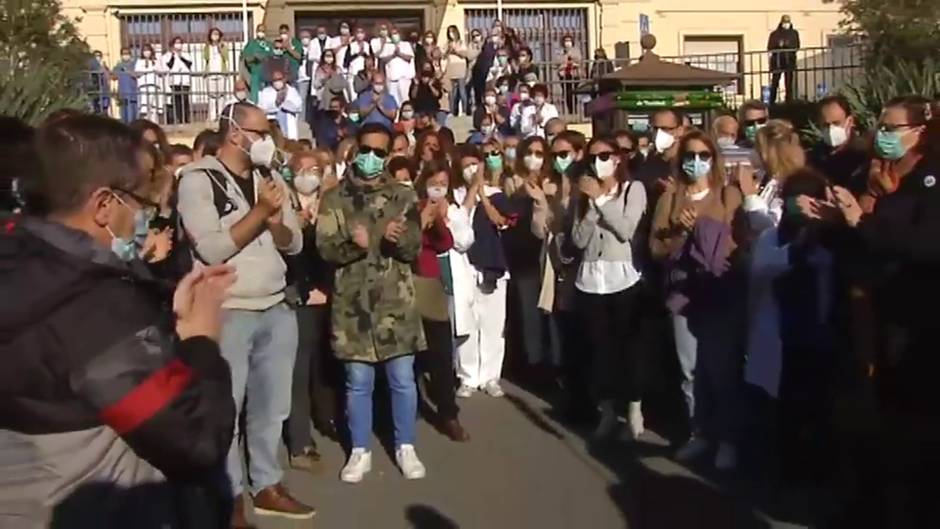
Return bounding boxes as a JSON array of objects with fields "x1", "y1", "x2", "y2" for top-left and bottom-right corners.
[
  {"x1": 682, "y1": 157, "x2": 712, "y2": 181},
  {"x1": 874, "y1": 129, "x2": 908, "y2": 161},
  {"x1": 505, "y1": 146, "x2": 517, "y2": 160},
  {"x1": 107, "y1": 195, "x2": 151, "y2": 262},
  {"x1": 355, "y1": 151, "x2": 385, "y2": 178}
]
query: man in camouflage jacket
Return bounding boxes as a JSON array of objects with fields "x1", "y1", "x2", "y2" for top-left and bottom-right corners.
[{"x1": 316, "y1": 123, "x2": 429, "y2": 482}]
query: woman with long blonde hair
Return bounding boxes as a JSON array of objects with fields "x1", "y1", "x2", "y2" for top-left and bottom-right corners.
[{"x1": 737, "y1": 119, "x2": 805, "y2": 233}]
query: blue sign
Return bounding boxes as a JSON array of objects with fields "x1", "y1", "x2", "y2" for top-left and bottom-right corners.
[{"x1": 639, "y1": 14, "x2": 650, "y2": 37}]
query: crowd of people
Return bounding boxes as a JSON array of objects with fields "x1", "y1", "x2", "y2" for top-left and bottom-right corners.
[{"x1": 4, "y1": 18, "x2": 940, "y2": 529}]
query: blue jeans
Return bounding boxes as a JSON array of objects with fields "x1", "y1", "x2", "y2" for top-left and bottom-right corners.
[
  {"x1": 120, "y1": 99, "x2": 138, "y2": 124},
  {"x1": 449, "y1": 78, "x2": 469, "y2": 115},
  {"x1": 672, "y1": 308, "x2": 741, "y2": 443},
  {"x1": 345, "y1": 355, "x2": 417, "y2": 450},
  {"x1": 219, "y1": 303, "x2": 298, "y2": 496}
]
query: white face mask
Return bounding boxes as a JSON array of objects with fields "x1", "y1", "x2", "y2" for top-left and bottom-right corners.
[
  {"x1": 482, "y1": 125, "x2": 496, "y2": 135},
  {"x1": 426, "y1": 186, "x2": 448, "y2": 200},
  {"x1": 247, "y1": 135, "x2": 277, "y2": 167},
  {"x1": 301, "y1": 37, "x2": 311, "y2": 46},
  {"x1": 716, "y1": 136, "x2": 736, "y2": 148},
  {"x1": 235, "y1": 90, "x2": 248, "y2": 101},
  {"x1": 484, "y1": 95, "x2": 497, "y2": 105},
  {"x1": 273, "y1": 80, "x2": 285, "y2": 90},
  {"x1": 782, "y1": 23, "x2": 792, "y2": 30},
  {"x1": 519, "y1": 92, "x2": 530, "y2": 101},
  {"x1": 638, "y1": 147, "x2": 649, "y2": 158},
  {"x1": 462, "y1": 164, "x2": 479, "y2": 183},
  {"x1": 826, "y1": 124, "x2": 848, "y2": 148},
  {"x1": 654, "y1": 128, "x2": 676, "y2": 153},
  {"x1": 595, "y1": 158, "x2": 617, "y2": 179},
  {"x1": 524, "y1": 154, "x2": 543, "y2": 171},
  {"x1": 294, "y1": 173, "x2": 321, "y2": 195},
  {"x1": 401, "y1": 110, "x2": 414, "y2": 120},
  {"x1": 534, "y1": 96, "x2": 546, "y2": 106},
  {"x1": 173, "y1": 42, "x2": 184, "y2": 52}
]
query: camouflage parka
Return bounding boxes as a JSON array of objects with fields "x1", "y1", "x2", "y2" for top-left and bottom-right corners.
[{"x1": 315, "y1": 172, "x2": 427, "y2": 363}]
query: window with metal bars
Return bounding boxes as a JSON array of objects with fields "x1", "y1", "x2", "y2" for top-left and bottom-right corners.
[
  {"x1": 464, "y1": 7, "x2": 589, "y2": 65},
  {"x1": 118, "y1": 12, "x2": 251, "y2": 53}
]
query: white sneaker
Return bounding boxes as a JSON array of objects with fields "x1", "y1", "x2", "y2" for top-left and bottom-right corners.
[
  {"x1": 675, "y1": 436, "x2": 711, "y2": 463},
  {"x1": 627, "y1": 401, "x2": 645, "y2": 440},
  {"x1": 593, "y1": 401, "x2": 618, "y2": 440},
  {"x1": 395, "y1": 444, "x2": 427, "y2": 480},
  {"x1": 482, "y1": 380, "x2": 505, "y2": 398},
  {"x1": 340, "y1": 448, "x2": 372, "y2": 483},
  {"x1": 714, "y1": 442, "x2": 738, "y2": 470},
  {"x1": 456, "y1": 384, "x2": 476, "y2": 398}
]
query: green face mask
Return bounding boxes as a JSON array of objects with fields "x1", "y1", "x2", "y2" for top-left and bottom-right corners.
[
  {"x1": 874, "y1": 129, "x2": 908, "y2": 161},
  {"x1": 554, "y1": 155, "x2": 573, "y2": 174},
  {"x1": 744, "y1": 125, "x2": 759, "y2": 142},
  {"x1": 485, "y1": 153, "x2": 503, "y2": 173},
  {"x1": 355, "y1": 151, "x2": 385, "y2": 178}
]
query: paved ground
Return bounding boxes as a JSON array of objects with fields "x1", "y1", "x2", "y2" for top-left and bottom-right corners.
[{"x1": 248, "y1": 380, "x2": 813, "y2": 529}]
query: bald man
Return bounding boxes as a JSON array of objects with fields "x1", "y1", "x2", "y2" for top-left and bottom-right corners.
[{"x1": 712, "y1": 115, "x2": 751, "y2": 172}]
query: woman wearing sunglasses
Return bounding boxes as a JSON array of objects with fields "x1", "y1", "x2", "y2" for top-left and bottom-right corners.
[
  {"x1": 650, "y1": 130, "x2": 748, "y2": 469},
  {"x1": 571, "y1": 137, "x2": 648, "y2": 439},
  {"x1": 502, "y1": 136, "x2": 558, "y2": 381}
]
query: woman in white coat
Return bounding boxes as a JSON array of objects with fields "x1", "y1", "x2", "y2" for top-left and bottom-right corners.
[
  {"x1": 135, "y1": 44, "x2": 162, "y2": 123},
  {"x1": 258, "y1": 71, "x2": 304, "y2": 140}
]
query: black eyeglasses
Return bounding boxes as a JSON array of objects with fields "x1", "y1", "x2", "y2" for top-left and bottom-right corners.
[
  {"x1": 682, "y1": 151, "x2": 713, "y2": 162},
  {"x1": 743, "y1": 117, "x2": 769, "y2": 127},
  {"x1": 554, "y1": 149, "x2": 572, "y2": 158},
  {"x1": 587, "y1": 152, "x2": 615, "y2": 163},
  {"x1": 359, "y1": 145, "x2": 389, "y2": 158},
  {"x1": 113, "y1": 188, "x2": 159, "y2": 219},
  {"x1": 878, "y1": 123, "x2": 917, "y2": 133},
  {"x1": 486, "y1": 150, "x2": 503, "y2": 157}
]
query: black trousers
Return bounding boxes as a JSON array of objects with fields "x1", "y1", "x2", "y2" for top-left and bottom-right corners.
[
  {"x1": 167, "y1": 85, "x2": 192, "y2": 125},
  {"x1": 416, "y1": 318, "x2": 459, "y2": 422},
  {"x1": 284, "y1": 305, "x2": 338, "y2": 455},
  {"x1": 577, "y1": 283, "x2": 643, "y2": 403},
  {"x1": 770, "y1": 69, "x2": 795, "y2": 103}
]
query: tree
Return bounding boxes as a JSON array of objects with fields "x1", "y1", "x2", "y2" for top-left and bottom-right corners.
[
  {"x1": 0, "y1": 0, "x2": 91, "y2": 125},
  {"x1": 826, "y1": 0, "x2": 940, "y2": 65}
]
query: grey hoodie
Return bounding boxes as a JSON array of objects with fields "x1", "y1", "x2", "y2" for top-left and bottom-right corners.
[{"x1": 177, "y1": 156, "x2": 303, "y2": 310}]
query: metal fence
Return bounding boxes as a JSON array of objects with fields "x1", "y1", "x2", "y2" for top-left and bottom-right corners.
[
  {"x1": 83, "y1": 44, "x2": 863, "y2": 127},
  {"x1": 465, "y1": 7, "x2": 590, "y2": 65}
]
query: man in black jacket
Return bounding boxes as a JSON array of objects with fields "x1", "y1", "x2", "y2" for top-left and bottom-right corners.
[
  {"x1": 809, "y1": 94, "x2": 870, "y2": 196},
  {"x1": 767, "y1": 15, "x2": 800, "y2": 103},
  {"x1": 0, "y1": 114, "x2": 237, "y2": 529}
]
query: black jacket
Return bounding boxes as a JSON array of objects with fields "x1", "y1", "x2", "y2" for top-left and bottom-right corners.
[
  {"x1": 0, "y1": 216, "x2": 235, "y2": 528},
  {"x1": 768, "y1": 25, "x2": 800, "y2": 70},
  {"x1": 809, "y1": 138, "x2": 871, "y2": 197}
]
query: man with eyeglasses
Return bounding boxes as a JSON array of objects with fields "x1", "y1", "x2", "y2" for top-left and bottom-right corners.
[
  {"x1": 809, "y1": 94, "x2": 869, "y2": 196},
  {"x1": 316, "y1": 122, "x2": 427, "y2": 484},
  {"x1": 177, "y1": 103, "x2": 310, "y2": 527},
  {"x1": 637, "y1": 108, "x2": 688, "y2": 205},
  {"x1": 737, "y1": 99, "x2": 769, "y2": 148},
  {"x1": 0, "y1": 115, "x2": 236, "y2": 528}
]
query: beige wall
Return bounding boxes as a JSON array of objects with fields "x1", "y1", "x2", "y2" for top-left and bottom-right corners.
[{"x1": 67, "y1": 0, "x2": 844, "y2": 79}]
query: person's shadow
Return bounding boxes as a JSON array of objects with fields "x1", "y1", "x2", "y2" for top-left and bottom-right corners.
[{"x1": 405, "y1": 504, "x2": 459, "y2": 529}]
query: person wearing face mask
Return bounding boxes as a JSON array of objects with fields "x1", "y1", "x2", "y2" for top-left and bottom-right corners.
[
  {"x1": 383, "y1": 26, "x2": 416, "y2": 106},
  {"x1": 738, "y1": 99, "x2": 770, "y2": 148},
  {"x1": 711, "y1": 115, "x2": 753, "y2": 170},
  {"x1": 112, "y1": 47, "x2": 139, "y2": 124},
  {"x1": 316, "y1": 123, "x2": 428, "y2": 483},
  {"x1": 465, "y1": 30, "x2": 484, "y2": 110},
  {"x1": 473, "y1": 86, "x2": 510, "y2": 138},
  {"x1": 736, "y1": 119, "x2": 806, "y2": 235},
  {"x1": 243, "y1": 25, "x2": 274, "y2": 102},
  {"x1": 264, "y1": 37, "x2": 296, "y2": 88},
  {"x1": 352, "y1": 71, "x2": 399, "y2": 130},
  {"x1": 470, "y1": 30, "x2": 500, "y2": 108},
  {"x1": 344, "y1": 26, "x2": 374, "y2": 102},
  {"x1": 353, "y1": 56, "x2": 379, "y2": 96},
  {"x1": 556, "y1": 34, "x2": 582, "y2": 115},
  {"x1": 636, "y1": 134, "x2": 651, "y2": 161},
  {"x1": 202, "y1": 28, "x2": 230, "y2": 122},
  {"x1": 519, "y1": 84, "x2": 559, "y2": 139},
  {"x1": 0, "y1": 114, "x2": 240, "y2": 529},
  {"x1": 259, "y1": 71, "x2": 304, "y2": 140},
  {"x1": 808, "y1": 94, "x2": 869, "y2": 196},
  {"x1": 160, "y1": 37, "x2": 194, "y2": 125},
  {"x1": 503, "y1": 133, "x2": 520, "y2": 166},
  {"x1": 307, "y1": 25, "x2": 332, "y2": 75},
  {"x1": 444, "y1": 25, "x2": 471, "y2": 117},
  {"x1": 486, "y1": 48, "x2": 513, "y2": 85},
  {"x1": 795, "y1": 96, "x2": 940, "y2": 526},
  {"x1": 509, "y1": 83, "x2": 532, "y2": 132},
  {"x1": 415, "y1": 31, "x2": 442, "y2": 73},
  {"x1": 571, "y1": 136, "x2": 649, "y2": 440},
  {"x1": 331, "y1": 21, "x2": 353, "y2": 56},
  {"x1": 412, "y1": 160, "x2": 473, "y2": 442},
  {"x1": 767, "y1": 15, "x2": 800, "y2": 104},
  {"x1": 296, "y1": 29, "x2": 314, "y2": 124},
  {"x1": 228, "y1": 78, "x2": 254, "y2": 108},
  {"x1": 452, "y1": 144, "x2": 515, "y2": 399},
  {"x1": 282, "y1": 150, "x2": 338, "y2": 471},
  {"x1": 636, "y1": 109, "x2": 688, "y2": 205},
  {"x1": 410, "y1": 62, "x2": 443, "y2": 123},
  {"x1": 177, "y1": 103, "x2": 310, "y2": 525},
  {"x1": 650, "y1": 130, "x2": 748, "y2": 471},
  {"x1": 396, "y1": 101, "x2": 418, "y2": 141},
  {"x1": 311, "y1": 49, "x2": 347, "y2": 140},
  {"x1": 314, "y1": 96, "x2": 352, "y2": 153},
  {"x1": 277, "y1": 24, "x2": 304, "y2": 82},
  {"x1": 513, "y1": 47, "x2": 538, "y2": 83},
  {"x1": 88, "y1": 50, "x2": 111, "y2": 116}
]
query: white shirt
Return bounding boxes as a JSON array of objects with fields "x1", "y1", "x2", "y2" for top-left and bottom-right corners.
[
  {"x1": 135, "y1": 58, "x2": 159, "y2": 87},
  {"x1": 385, "y1": 41, "x2": 415, "y2": 81},
  {"x1": 297, "y1": 40, "x2": 312, "y2": 82},
  {"x1": 161, "y1": 51, "x2": 193, "y2": 86},
  {"x1": 345, "y1": 39, "x2": 371, "y2": 77},
  {"x1": 206, "y1": 44, "x2": 224, "y2": 73},
  {"x1": 743, "y1": 177, "x2": 783, "y2": 235},
  {"x1": 574, "y1": 189, "x2": 642, "y2": 295},
  {"x1": 519, "y1": 102, "x2": 559, "y2": 138},
  {"x1": 307, "y1": 36, "x2": 332, "y2": 68},
  {"x1": 258, "y1": 85, "x2": 304, "y2": 140},
  {"x1": 371, "y1": 37, "x2": 396, "y2": 63}
]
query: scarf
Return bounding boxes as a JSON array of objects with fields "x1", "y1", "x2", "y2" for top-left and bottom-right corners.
[{"x1": 860, "y1": 151, "x2": 923, "y2": 213}]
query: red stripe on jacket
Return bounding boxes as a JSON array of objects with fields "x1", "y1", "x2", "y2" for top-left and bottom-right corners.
[
  {"x1": 416, "y1": 216, "x2": 454, "y2": 279},
  {"x1": 100, "y1": 359, "x2": 194, "y2": 435}
]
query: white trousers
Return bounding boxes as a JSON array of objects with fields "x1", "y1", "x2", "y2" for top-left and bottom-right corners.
[
  {"x1": 455, "y1": 280, "x2": 507, "y2": 388},
  {"x1": 388, "y1": 78, "x2": 412, "y2": 106}
]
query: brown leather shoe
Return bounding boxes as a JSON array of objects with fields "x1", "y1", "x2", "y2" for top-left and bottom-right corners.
[
  {"x1": 231, "y1": 494, "x2": 256, "y2": 529},
  {"x1": 442, "y1": 419, "x2": 470, "y2": 442},
  {"x1": 252, "y1": 483, "x2": 316, "y2": 520}
]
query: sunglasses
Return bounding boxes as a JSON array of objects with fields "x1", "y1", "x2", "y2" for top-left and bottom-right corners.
[
  {"x1": 743, "y1": 117, "x2": 769, "y2": 127},
  {"x1": 553, "y1": 150, "x2": 572, "y2": 158},
  {"x1": 587, "y1": 152, "x2": 615, "y2": 163},
  {"x1": 682, "y1": 151, "x2": 713, "y2": 162},
  {"x1": 359, "y1": 145, "x2": 389, "y2": 158},
  {"x1": 486, "y1": 150, "x2": 503, "y2": 157}
]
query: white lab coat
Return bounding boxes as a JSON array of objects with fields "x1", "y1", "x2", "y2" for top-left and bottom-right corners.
[
  {"x1": 307, "y1": 36, "x2": 332, "y2": 69},
  {"x1": 446, "y1": 203, "x2": 476, "y2": 337},
  {"x1": 161, "y1": 51, "x2": 194, "y2": 86},
  {"x1": 135, "y1": 58, "x2": 163, "y2": 122},
  {"x1": 519, "y1": 102, "x2": 560, "y2": 138},
  {"x1": 258, "y1": 85, "x2": 304, "y2": 140}
]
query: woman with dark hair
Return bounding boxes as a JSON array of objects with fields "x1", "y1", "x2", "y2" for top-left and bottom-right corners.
[
  {"x1": 129, "y1": 118, "x2": 170, "y2": 159},
  {"x1": 570, "y1": 136, "x2": 648, "y2": 439},
  {"x1": 204, "y1": 27, "x2": 230, "y2": 122},
  {"x1": 519, "y1": 84, "x2": 559, "y2": 139},
  {"x1": 412, "y1": 159, "x2": 473, "y2": 442},
  {"x1": 413, "y1": 129, "x2": 443, "y2": 173},
  {"x1": 135, "y1": 44, "x2": 162, "y2": 123},
  {"x1": 444, "y1": 25, "x2": 470, "y2": 117},
  {"x1": 410, "y1": 61, "x2": 443, "y2": 122},
  {"x1": 650, "y1": 129, "x2": 748, "y2": 469},
  {"x1": 555, "y1": 34, "x2": 581, "y2": 115},
  {"x1": 161, "y1": 36, "x2": 194, "y2": 124}
]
